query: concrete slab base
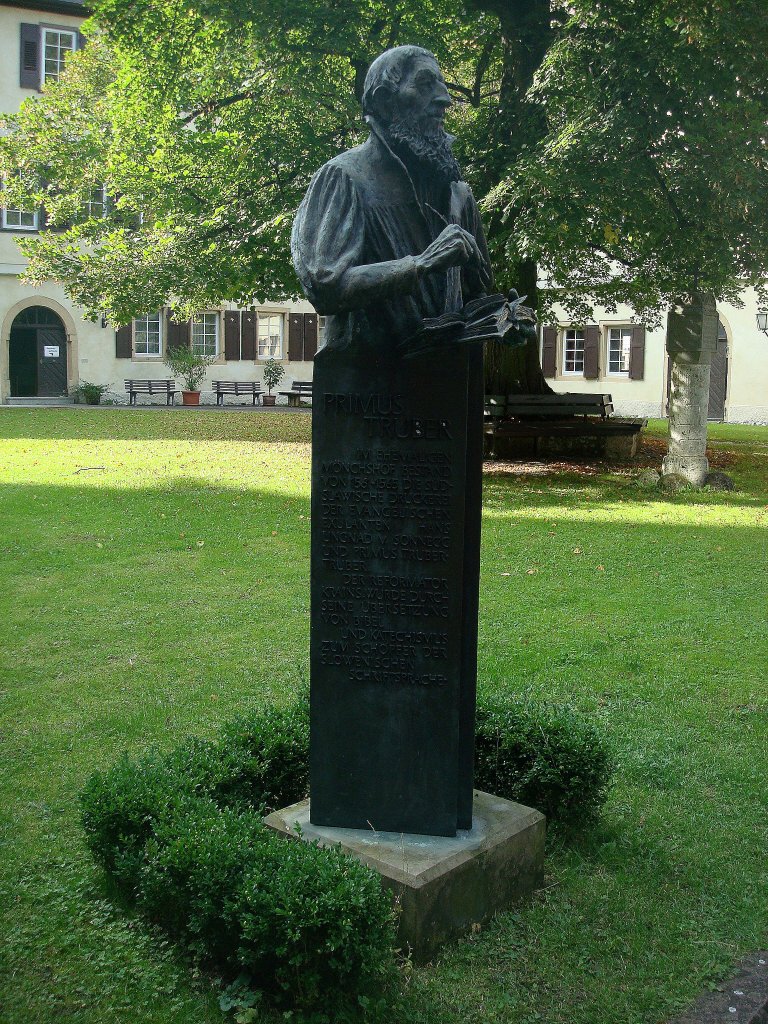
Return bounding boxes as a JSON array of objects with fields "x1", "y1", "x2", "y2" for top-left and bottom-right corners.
[
  {"x1": 265, "y1": 790, "x2": 545, "y2": 963},
  {"x1": 667, "y1": 951, "x2": 768, "y2": 1024}
]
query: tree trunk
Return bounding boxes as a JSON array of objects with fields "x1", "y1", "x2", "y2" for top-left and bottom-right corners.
[
  {"x1": 468, "y1": 0, "x2": 554, "y2": 396},
  {"x1": 662, "y1": 292, "x2": 718, "y2": 485}
]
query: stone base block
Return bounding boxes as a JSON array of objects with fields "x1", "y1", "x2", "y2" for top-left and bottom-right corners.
[{"x1": 265, "y1": 790, "x2": 545, "y2": 963}]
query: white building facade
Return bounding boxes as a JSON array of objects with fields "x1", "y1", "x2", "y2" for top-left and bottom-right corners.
[
  {"x1": 2, "y1": 0, "x2": 767, "y2": 419},
  {"x1": 543, "y1": 295, "x2": 768, "y2": 423},
  {"x1": 0, "y1": 0, "x2": 319, "y2": 406}
]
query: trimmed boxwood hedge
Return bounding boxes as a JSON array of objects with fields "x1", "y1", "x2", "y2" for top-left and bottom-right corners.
[
  {"x1": 80, "y1": 687, "x2": 614, "y2": 1014},
  {"x1": 474, "y1": 690, "x2": 615, "y2": 825}
]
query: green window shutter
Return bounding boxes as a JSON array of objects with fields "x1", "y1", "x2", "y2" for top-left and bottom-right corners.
[
  {"x1": 629, "y1": 325, "x2": 646, "y2": 380},
  {"x1": 583, "y1": 325, "x2": 600, "y2": 380},
  {"x1": 224, "y1": 311, "x2": 241, "y2": 360},
  {"x1": 241, "y1": 310, "x2": 256, "y2": 359},
  {"x1": 541, "y1": 326, "x2": 557, "y2": 378},
  {"x1": 20, "y1": 24, "x2": 40, "y2": 90},
  {"x1": 303, "y1": 313, "x2": 318, "y2": 360},
  {"x1": 115, "y1": 323, "x2": 132, "y2": 359}
]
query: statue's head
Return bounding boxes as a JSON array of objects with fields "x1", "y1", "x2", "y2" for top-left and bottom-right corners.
[{"x1": 362, "y1": 46, "x2": 460, "y2": 182}]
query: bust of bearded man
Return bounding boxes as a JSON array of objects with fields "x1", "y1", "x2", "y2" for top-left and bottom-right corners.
[{"x1": 291, "y1": 45, "x2": 494, "y2": 357}]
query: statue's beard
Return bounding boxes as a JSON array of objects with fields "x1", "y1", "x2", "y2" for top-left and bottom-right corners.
[{"x1": 386, "y1": 113, "x2": 461, "y2": 184}]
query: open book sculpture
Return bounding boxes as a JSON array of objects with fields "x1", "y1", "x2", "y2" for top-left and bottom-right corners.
[{"x1": 400, "y1": 289, "x2": 537, "y2": 358}]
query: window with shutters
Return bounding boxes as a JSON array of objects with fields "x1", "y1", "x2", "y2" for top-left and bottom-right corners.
[
  {"x1": 191, "y1": 313, "x2": 219, "y2": 357},
  {"x1": 42, "y1": 28, "x2": 77, "y2": 84},
  {"x1": 563, "y1": 329, "x2": 585, "y2": 374},
  {"x1": 318, "y1": 316, "x2": 326, "y2": 349},
  {"x1": 607, "y1": 327, "x2": 632, "y2": 376},
  {"x1": 257, "y1": 313, "x2": 283, "y2": 359},
  {"x1": 134, "y1": 313, "x2": 162, "y2": 357}
]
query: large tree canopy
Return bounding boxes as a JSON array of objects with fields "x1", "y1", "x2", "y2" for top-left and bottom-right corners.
[
  {"x1": 2, "y1": 0, "x2": 766, "y2": 405},
  {"x1": 494, "y1": 0, "x2": 768, "y2": 326},
  {"x1": 0, "y1": 0, "x2": 511, "y2": 323}
]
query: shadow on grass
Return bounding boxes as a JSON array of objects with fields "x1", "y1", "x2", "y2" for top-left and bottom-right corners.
[{"x1": 0, "y1": 407, "x2": 313, "y2": 444}]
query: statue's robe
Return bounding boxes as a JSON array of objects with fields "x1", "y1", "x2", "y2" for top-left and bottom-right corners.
[{"x1": 291, "y1": 120, "x2": 492, "y2": 355}]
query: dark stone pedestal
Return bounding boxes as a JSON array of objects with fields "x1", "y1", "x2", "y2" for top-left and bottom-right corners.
[
  {"x1": 265, "y1": 791, "x2": 545, "y2": 963},
  {"x1": 310, "y1": 344, "x2": 483, "y2": 837}
]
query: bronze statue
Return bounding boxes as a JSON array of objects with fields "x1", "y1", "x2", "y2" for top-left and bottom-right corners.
[
  {"x1": 292, "y1": 45, "x2": 532, "y2": 356},
  {"x1": 294, "y1": 46, "x2": 532, "y2": 837}
]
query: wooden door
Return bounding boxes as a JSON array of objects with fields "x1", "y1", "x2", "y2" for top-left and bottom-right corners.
[{"x1": 36, "y1": 327, "x2": 68, "y2": 396}]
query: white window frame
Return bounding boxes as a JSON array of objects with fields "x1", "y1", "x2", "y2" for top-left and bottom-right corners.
[
  {"x1": 83, "y1": 185, "x2": 107, "y2": 219},
  {"x1": 257, "y1": 312, "x2": 284, "y2": 360},
  {"x1": 563, "y1": 328, "x2": 585, "y2": 375},
  {"x1": 42, "y1": 27, "x2": 77, "y2": 86},
  {"x1": 1, "y1": 204, "x2": 38, "y2": 231},
  {"x1": 191, "y1": 312, "x2": 219, "y2": 357},
  {"x1": 133, "y1": 313, "x2": 163, "y2": 358},
  {"x1": 606, "y1": 326, "x2": 632, "y2": 377}
]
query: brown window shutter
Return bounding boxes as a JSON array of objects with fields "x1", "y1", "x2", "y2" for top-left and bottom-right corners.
[
  {"x1": 583, "y1": 325, "x2": 600, "y2": 380},
  {"x1": 20, "y1": 24, "x2": 41, "y2": 90},
  {"x1": 288, "y1": 313, "x2": 304, "y2": 361},
  {"x1": 629, "y1": 325, "x2": 646, "y2": 380},
  {"x1": 165, "y1": 313, "x2": 190, "y2": 350},
  {"x1": 241, "y1": 310, "x2": 256, "y2": 359},
  {"x1": 541, "y1": 326, "x2": 557, "y2": 378},
  {"x1": 303, "y1": 313, "x2": 318, "y2": 360},
  {"x1": 115, "y1": 323, "x2": 132, "y2": 359},
  {"x1": 224, "y1": 311, "x2": 241, "y2": 360}
]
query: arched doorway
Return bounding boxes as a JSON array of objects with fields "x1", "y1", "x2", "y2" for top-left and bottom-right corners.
[{"x1": 9, "y1": 306, "x2": 68, "y2": 397}]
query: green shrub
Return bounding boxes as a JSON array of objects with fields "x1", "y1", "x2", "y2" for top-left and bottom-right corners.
[
  {"x1": 80, "y1": 688, "x2": 612, "y2": 1015},
  {"x1": 80, "y1": 751, "x2": 189, "y2": 890},
  {"x1": 138, "y1": 800, "x2": 267, "y2": 963},
  {"x1": 474, "y1": 690, "x2": 615, "y2": 825},
  {"x1": 79, "y1": 693, "x2": 393, "y2": 1016},
  {"x1": 214, "y1": 696, "x2": 309, "y2": 812},
  {"x1": 235, "y1": 836, "x2": 395, "y2": 1009},
  {"x1": 133, "y1": 798, "x2": 395, "y2": 1010}
]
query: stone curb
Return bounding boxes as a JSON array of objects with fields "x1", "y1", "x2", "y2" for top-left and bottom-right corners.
[{"x1": 668, "y1": 952, "x2": 768, "y2": 1024}]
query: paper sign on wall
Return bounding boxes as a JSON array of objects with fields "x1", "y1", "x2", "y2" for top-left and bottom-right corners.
[{"x1": 43, "y1": 346, "x2": 60, "y2": 358}]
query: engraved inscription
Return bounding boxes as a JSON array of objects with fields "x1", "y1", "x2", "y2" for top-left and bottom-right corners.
[{"x1": 316, "y1": 392, "x2": 460, "y2": 687}]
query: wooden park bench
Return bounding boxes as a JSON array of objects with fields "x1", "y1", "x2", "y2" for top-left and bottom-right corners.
[
  {"x1": 125, "y1": 379, "x2": 177, "y2": 406},
  {"x1": 279, "y1": 380, "x2": 313, "y2": 407},
  {"x1": 484, "y1": 392, "x2": 645, "y2": 458},
  {"x1": 212, "y1": 381, "x2": 263, "y2": 406}
]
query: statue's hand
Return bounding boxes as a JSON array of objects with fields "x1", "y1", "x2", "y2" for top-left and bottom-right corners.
[{"x1": 415, "y1": 225, "x2": 482, "y2": 275}]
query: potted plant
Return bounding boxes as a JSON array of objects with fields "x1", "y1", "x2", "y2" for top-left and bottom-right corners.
[
  {"x1": 73, "y1": 380, "x2": 111, "y2": 405},
  {"x1": 163, "y1": 346, "x2": 215, "y2": 405},
  {"x1": 261, "y1": 358, "x2": 285, "y2": 407}
]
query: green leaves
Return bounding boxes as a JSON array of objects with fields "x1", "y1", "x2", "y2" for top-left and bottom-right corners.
[{"x1": 496, "y1": 0, "x2": 768, "y2": 320}]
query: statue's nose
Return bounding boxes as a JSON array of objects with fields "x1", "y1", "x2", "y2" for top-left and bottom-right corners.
[{"x1": 433, "y1": 83, "x2": 452, "y2": 110}]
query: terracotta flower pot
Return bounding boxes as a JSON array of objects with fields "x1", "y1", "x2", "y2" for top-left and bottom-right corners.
[
  {"x1": 182, "y1": 390, "x2": 201, "y2": 406},
  {"x1": 262, "y1": 394, "x2": 276, "y2": 407}
]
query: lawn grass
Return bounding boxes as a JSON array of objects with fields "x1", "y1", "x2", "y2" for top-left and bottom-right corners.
[{"x1": 1, "y1": 408, "x2": 766, "y2": 1024}]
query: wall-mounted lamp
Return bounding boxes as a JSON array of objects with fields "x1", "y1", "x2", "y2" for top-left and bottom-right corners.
[
  {"x1": 756, "y1": 310, "x2": 768, "y2": 336},
  {"x1": 100, "y1": 315, "x2": 108, "y2": 329}
]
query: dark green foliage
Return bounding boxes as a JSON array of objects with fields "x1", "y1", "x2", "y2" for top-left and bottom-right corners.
[
  {"x1": 474, "y1": 690, "x2": 615, "y2": 825},
  {"x1": 236, "y1": 837, "x2": 394, "y2": 1007},
  {"x1": 79, "y1": 751, "x2": 191, "y2": 891},
  {"x1": 137, "y1": 801, "x2": 395, "y2": 1007},
  {"x1": 80, "y1": 686, "x2": 611, "y2": 1012},
  {"x1": 80, "y1": 694, "x2": 392, "y2": 1013},
  {"x1": 80, "y1": 697, "x2": 310, "y2": 889},
  {"x1": 214, "y1": 695, "x2": 309, "y2": 811}
]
